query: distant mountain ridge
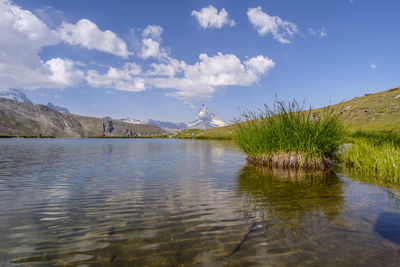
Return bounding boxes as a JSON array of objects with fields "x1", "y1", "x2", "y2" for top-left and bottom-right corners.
[
  {"x1": 120, "y1": 104, "x2": 227, "y2": 132},
  {"x1": 0, "y1": 89, "x2": 166, "y2": 137},
  {"x1": 0, "y1": 88, "x2": 227, "y2": 135},
  {"x1": 0, "y1": 89, "x2": 70, "y2": 115}
]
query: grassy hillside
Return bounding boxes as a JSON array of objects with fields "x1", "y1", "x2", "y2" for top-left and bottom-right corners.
[
  {"x1": 198, "y1": 86, "x2": 400, "y2": 138},
  {"x1": 319, "y1": 86, "x2": 400, "y2": 133}
]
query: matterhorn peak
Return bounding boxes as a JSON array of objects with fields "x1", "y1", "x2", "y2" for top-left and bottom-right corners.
[
  {"x1": 196, "y1": 103, "x2": 212, "y2": 119},
  {"x1": 187, "y1": 104, "x2": 227, "y2": 129}
]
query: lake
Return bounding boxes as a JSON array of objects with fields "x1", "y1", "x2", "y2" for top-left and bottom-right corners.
[{"x1": 1, "y1": 139, "x2": 400, "y2": 266}]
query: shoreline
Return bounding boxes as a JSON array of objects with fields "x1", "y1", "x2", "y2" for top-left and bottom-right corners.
[{"x1": 247, "y1": 153, "x2": 334, "y2": 170}]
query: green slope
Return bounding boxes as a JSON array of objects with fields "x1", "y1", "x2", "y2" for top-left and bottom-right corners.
[{"x1": 320, "y1": 86, "x2": 400, "y2": 133}]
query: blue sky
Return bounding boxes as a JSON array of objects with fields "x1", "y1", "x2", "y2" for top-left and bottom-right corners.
[{"x1": 1, "y1": 0, "x2": 400, "y2": 122}]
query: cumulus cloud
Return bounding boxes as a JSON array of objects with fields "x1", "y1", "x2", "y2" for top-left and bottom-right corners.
[
  {"x1": 0, "y1": 0, "x2": 275, "y2": 101},
  {"x1": 370, "y1": 63, "x2": 377, "y2": 69},
  {"x1": 87, "y1": 63, "x2": 145, "y2": 92},
  {"x1": 58, "y1": 19, "x2": 132, "y2": 58},
  {"x1": 45, "y1": 58, "x2": 84, "y2": 87},
  {"x1": 247, "y1": 6, "x2": 298, "y2": 44},
  {"x1": 147, "y1": 58, "x2": 186, "y2": 77},
  {"x1": 191, "y1": 5, "x2": 235, "y2": 29},
  {"x1": 148, "y1": 53, "x2": 275, "y2": 100},
  {"x1": 142, "y1": 24, "x2": 163, "y2": 41},
  {"x1": 0, "y1": 0, "x2": 84, "y2": 89},
  {"x1": 90, "y1": 52, "x2": 274, "y2": 100},
  {"x1": 140, "y1": 38, "x2": 168, "y2": 59}
]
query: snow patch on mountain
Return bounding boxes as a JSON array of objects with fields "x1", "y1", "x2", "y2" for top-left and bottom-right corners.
[
  {"x1": 0, "y1": 88, "x2": 32, "y2": 103},
  {"x1": 47, "y1": 102, "x2": 70, "y2": 114}
]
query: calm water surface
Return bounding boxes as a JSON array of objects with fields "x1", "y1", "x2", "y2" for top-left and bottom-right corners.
[{"x1": 1, "y1": 139, "x2": 400, "y2": 266}]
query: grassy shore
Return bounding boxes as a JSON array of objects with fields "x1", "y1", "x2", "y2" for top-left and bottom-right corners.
[
  {"x1": 174, "y1": 128, "x2": 233, "y2": 140},
  {"x1": 342, "y1": 131, "x2": 400, "y2": 182},
  {"x1": 234, "y1": 101, "x2": 345, "y2": 170}
]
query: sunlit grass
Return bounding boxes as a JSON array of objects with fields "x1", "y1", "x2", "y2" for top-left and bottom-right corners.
[
  {"x1": 342, "y1": 137, "x2": 400, "y2": 182},
  {"x1": 234, "y1": 100, "x2": 345, "y2": 169}
]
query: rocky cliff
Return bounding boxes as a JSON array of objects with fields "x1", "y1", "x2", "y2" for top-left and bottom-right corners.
[{"x1": 0, "y1": 97, "x2": 166, "y2": 137}]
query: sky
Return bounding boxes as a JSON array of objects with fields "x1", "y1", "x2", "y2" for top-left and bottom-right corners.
[{"x1": 1, "y1": 0, "x2": 400, "y2": 123}]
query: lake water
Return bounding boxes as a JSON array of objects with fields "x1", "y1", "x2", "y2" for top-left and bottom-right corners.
[{"x1": 1, "y1": 139, "x2": 400, "y2": 266}]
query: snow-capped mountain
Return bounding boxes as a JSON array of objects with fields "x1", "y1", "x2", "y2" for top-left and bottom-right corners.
[
  {"x1": 186, "y1": 104, "x2": 227, "y2": 129},
  {"x1": 120, "y1": 104, "x2": 227, "y2": 132},
  {"x1": 47, "y1": 102, "x2": 70, "y2": 114},
  {"x1": 0, "y1": 88, "x2": 32, "y2": 103},
  {"x1": 120, "y1": 118, "x2": 147, "y2": 124},
  {"x1": 120, "y1": 118, "x2": 188, "y2": 132}
]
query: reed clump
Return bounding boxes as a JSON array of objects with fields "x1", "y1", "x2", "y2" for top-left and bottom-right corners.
[
  {"x1": 234, "y1": 100, "x2": 345, "y2": 170},
  {"x1": 342, "y1": 136, "x2": 400, "y2": 182}
]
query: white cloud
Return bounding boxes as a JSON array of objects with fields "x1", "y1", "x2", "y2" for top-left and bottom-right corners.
[
  {"x1": 94, "y1": 52, "x2": 274, "y2": 100},
  {"x1": 0, "y1": 1, "x2": 275, "y2": 101},
  {"x1": 247, "y1": 6, "x2": 298, "y2": 44},
  {"x1": 147, "y1": 58, "x2": 186, "y2": 77},
  {"x1": 191, "y1": 5, "x2": 235, "y2": 29},
  {"x1": 58, "y1": 19, "x2": 132, "y2": 58},
  {"x1": 140, "y1": 38, "x2": 168, "y2": 59},
  {"x1": 45, "y1": 58, "x2": 84, "y2": 87},
  {"x1": 149, "y1": 53, "x2": 275, "y2": 100},
  {"x1": 308, "y1": 27, "x2": 316, "y2": 35},
  {"x1": 142, "y1": 25, "x2": 163, "y2": 41},
  {"x1": 87, "y1": 62, "x2": 145, "y2": 92},
  {"x1": 0, "y1": 0, "x2": 84, "y2": 89},
  {"x1": 370, "y1": 63, "x2": 377, "y2": 69}
]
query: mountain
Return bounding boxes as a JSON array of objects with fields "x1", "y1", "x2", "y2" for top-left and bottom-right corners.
[
  {"x1": 121, "y1": 104, "x2": 227, "y2": 132},
  {"x1": 0, "y1": 88, "x2": 32, "y2": 103},
  {"x1": 0, "y1": 98, "x2": 166, "y2": 137},
  {"x1": 147, "y1": 119, "x2": 188, "y2": 132},
  {"x1": 47, "y1": 102, "x2": 70, "y2": 114},
  {"x1": 0, "y1": 98, "x2": 84, "y2": 137},
  {"x1": 120, "y1": 118, "x2": 188, "y2": 133},
  {"x1": 186, "y1": 104, "x2": 227, "y2": 129},
  {"x1": 68, "y1": 114, "x2": 166, "y2": 137}
]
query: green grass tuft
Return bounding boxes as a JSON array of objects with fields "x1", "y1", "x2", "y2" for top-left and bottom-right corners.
[{"x1": 234, "y1": 100, "x2": 345, "y2": 169}]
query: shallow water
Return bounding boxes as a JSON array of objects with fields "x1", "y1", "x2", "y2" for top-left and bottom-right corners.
[{"x1": 0, "y1": 139, "x2": 400, "y2": 266}]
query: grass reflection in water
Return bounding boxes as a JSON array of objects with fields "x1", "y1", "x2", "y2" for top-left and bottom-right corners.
[{"x1": 236, "y1": 166, "x2": 345, "y2": 242}]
